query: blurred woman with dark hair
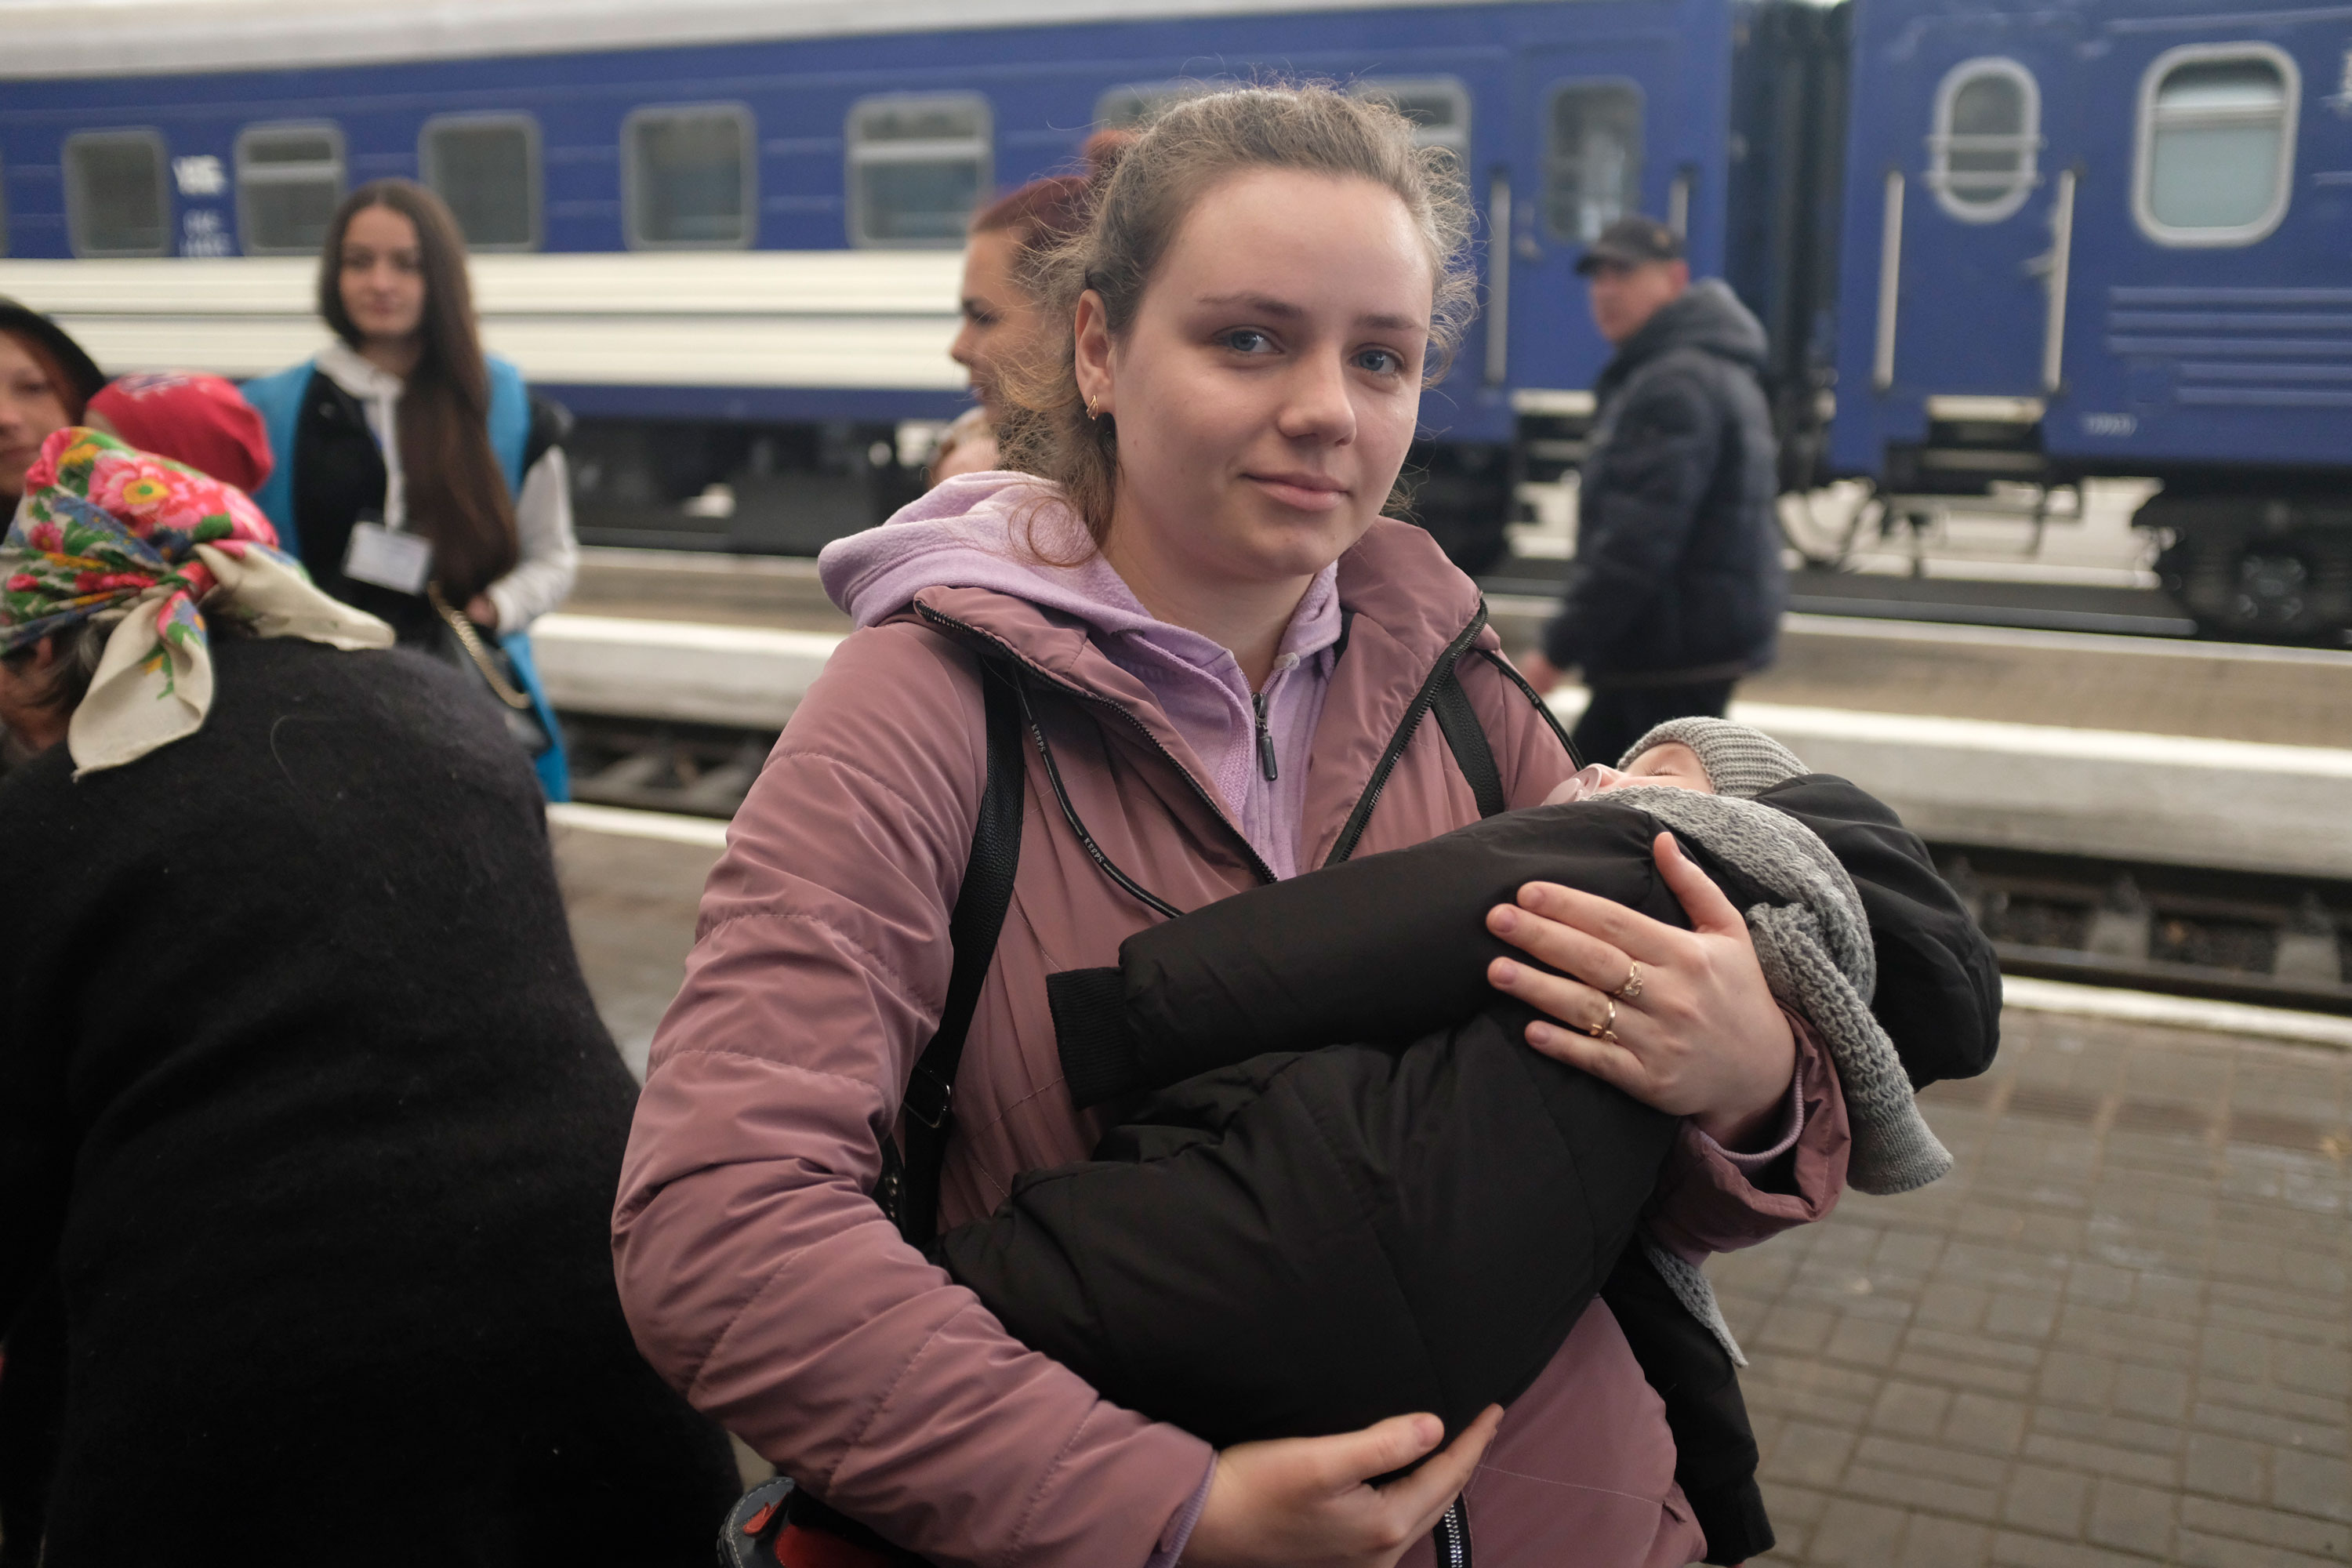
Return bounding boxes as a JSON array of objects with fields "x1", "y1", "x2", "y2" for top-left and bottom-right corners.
[
  {"x1": 931, "y1": 131, "x2": 1133, "y2": 485},
  {"x1": 0, "y1": 301, "x2": 105, "y2": 506},
  {"x1": 243, "y1": 180, "x2": 575, "y2": 798}
]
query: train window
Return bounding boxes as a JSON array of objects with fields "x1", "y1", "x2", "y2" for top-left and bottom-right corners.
[
  {"x1": 421, "y1": 114, "x2": 542, "y2": 252},
  {"x1": 63, "y1": 129, "x2": 170, "y2": 258},
  {"x1": 847, "y1": 94, "x2": 991, "y2": 249},
  {"x1": 2136, "y1": 45, "x2": 2299, "y2": 246},
  {"x1": 1354, "y1": 78, "x2": 1472, "y2": 170},
  {"x1": 1544, "y1": 82, "x2": 1642, "y2": 245},
  {"x1": 1927, "y1": 58, "x2": 2040, "y2": 222},
  {"x1": 236, "y1": 122, "x2": 345, "y2": 256},
  {"x1": 624, "y1": 103, "x2": 756, "y2": 249}
]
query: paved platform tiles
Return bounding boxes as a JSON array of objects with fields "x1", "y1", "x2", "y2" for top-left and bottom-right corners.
[
  {"x1": 551, "y1": 817, "x2": 714, "y2": 1078},
  {"x1": 1722, "y1": 1008, "x2": 2350, "y2": 1567}
]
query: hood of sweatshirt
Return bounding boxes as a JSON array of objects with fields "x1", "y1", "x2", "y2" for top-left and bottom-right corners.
[{"x1": 818, "y1": 472, "x2": 1342, "y2": 877}]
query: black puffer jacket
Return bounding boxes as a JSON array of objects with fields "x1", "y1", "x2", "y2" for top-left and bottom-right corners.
[
  {"x1": 1541, "y1": 281, "x2": 1787, "y2": 684},
  {"x1": 938, "y1": 776, "x2": 1998, "y2": 1563}
]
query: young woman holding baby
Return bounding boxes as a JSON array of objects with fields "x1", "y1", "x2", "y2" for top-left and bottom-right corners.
[{"x1": 615, "y1": 86, "x2": 1848, "y2": 1568}]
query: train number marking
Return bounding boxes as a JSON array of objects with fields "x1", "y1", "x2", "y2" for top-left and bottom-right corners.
[
  {"x1": 2081, "y1": 412, "x2": 2138, "y2": 437},
  {"x1": 180, "y1": 209, "x2": 232, "y2": 259},
  {"x1": 172, "y1": 155, "x2": 226, "y2": 197}
]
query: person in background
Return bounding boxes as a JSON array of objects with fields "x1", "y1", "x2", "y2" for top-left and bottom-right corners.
[
  {"x1": 1518, "y1": 216, "x2": 1785, "y2": 768},
  {"x1": 0, "y1": 426, "x2": 739, "y2": 1566},
  {"x1": 931, "y1": 131, "x2": 1134, "y2": 485},
  {"x1": 0, "y1": 305, "x2": 105, "y2": 770},
  {"x1": 241, "y1": 180, "x2": 575, "y2": 799},
  {"x1": 85, "y1": 371, "x2": 274, "y2": 494},
  {"x1": 0, "y1": 302, "x2": 104, "y2": 507}
]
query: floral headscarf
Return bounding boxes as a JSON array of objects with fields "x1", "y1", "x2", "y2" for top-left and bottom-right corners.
[{"x1": 2, "y1": 426, "x2": 391, "y2": 775}]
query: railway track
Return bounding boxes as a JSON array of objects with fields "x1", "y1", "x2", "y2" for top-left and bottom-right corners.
[
  {"x1": 558, "y1": 711, "x2": 2352, "y2": 1018},
  {"x1": 564, "y1": 714, "x2": 775, "y2": 819},
  {"x1": 1935, "y1": 845, "x2": 2352, "y2": 1017}
]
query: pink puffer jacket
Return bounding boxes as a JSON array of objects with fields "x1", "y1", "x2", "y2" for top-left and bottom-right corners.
[{"x1": 613, "y1": 519, "x2": 1848, "y2": 1568}]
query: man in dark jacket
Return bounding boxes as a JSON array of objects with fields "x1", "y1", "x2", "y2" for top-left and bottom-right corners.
[{"x1": 1521, "y1": 217, "x2": 1787, "y2": 765}]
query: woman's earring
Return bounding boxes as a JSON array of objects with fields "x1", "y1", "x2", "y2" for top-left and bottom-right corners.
[{"x1": 1086, "y1": 396, "x2": 1101, "y2": 421}]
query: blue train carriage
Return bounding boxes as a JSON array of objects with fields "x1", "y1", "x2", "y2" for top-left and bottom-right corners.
[
  {"x1": 0, "y1": 0, "x2": 1830, "y2": 572},
  {"x1": 1831, "y1": 0, "x2": 2352, "y2": 640}
]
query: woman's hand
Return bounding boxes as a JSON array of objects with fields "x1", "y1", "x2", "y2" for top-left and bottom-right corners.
[
  {"x1": 1181, "y1": 1406, "x2": 1503, "y2": 1568},
  {"x1": 464, "y1": 593, "x2": 499, "y2": 632},
  {"x1": 1485, "y1": 832, "x2": 1795, "y2": 1149}
]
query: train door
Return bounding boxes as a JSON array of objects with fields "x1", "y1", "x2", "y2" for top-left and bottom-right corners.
[
  {"x1": 1504, "y1": 41, "x2": 1679, "y2": 397},
  {"x1": 1863, "y1": 12, "x2": 2085, "y2": 486},
  {"x1": 2052, "y1": 13, "x2": 2352, "y2": 638},
  {"x1": 2055, "y1": 20, "x2": 2348, "y2": 471}
]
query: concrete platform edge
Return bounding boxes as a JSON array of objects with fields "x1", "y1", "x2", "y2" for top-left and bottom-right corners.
[
  {"x1": 1998, "y1": 974, "x2": 2352, "y2": 1050},
  {"x1": 532, "y1": 616, "x2": 2352, "y2": 879},
  {"x1": 548, "y1": 800, "x2": 731, "y2": 849}
]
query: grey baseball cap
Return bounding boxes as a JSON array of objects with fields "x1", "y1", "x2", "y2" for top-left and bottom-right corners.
[{"x1": 1574, "y1": 215, "x2": 1685, "y2": 274}]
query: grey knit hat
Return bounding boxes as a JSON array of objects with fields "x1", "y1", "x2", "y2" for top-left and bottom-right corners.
[{"x1": 1621, "y1": 717, "x2": 1808, "y2": 799}]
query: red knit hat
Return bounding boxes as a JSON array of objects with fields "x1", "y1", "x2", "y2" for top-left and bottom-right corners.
[{"x1": 85, "y1": 372, "x2": 274, "y2": 495}]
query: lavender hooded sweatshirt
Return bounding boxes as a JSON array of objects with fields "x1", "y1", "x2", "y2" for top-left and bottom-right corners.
[{"x1": 822, "y1": 473, "x2": 1342, "y2": 880}]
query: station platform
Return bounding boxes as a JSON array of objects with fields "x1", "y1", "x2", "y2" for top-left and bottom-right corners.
[
  {"x1": 1719, "y1": 1006, "x2": 2351, "y2": 1568},
  {"x1": 543, "y1": 548, "x2": 2352, "y2": 881},
  {"x1": 548, "y1": 812, "x2": 2352, "y2": 1568}
]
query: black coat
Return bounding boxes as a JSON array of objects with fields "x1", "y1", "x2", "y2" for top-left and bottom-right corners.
[
  {"x1": 1542, "y1": 281, "x2": 1787, "y2": 684},
  {"x1": 0, "y1": 637, "x2": 737, "y2": 1567},
  {"x1": 940, "y1": 778, "x2": 1997, "y2": 1562},
  {"x1": 286, "y1": 376, "x2": 570, "y2": 643}
]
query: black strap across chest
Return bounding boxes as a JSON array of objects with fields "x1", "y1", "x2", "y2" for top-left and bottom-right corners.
[
  {"x1": 1432, "y1": 644, "x2": 1582, "y2": 820},
  {"x1": 1430, "y1": 667, "x2": 1508, "y2": 819},
  {"x1": 888, "y1": 630, "x2": 1572, "y2": 1243},
  {"x1": 873, "y1": 656, "x2": 1025, "y2": 1249}
]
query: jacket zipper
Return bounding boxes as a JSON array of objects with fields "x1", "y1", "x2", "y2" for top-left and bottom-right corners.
[
  {"x1": 1251, "y1": 690, "x2": 1279, "y2": 782},
  {"x1": 913, "y1": 602, "x2": 1281, "y2": 887},
  {"x1": 1434, "y1": 1496, "x2": 1472, "y2": 1567},
  {"x1": 1319, "y1": 602, "x2": 1490, "y2": 869},
  {"x1": 913, "y1": 597, "x2": 1489, "y2": 893}
]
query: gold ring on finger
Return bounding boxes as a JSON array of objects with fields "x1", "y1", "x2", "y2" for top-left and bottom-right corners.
[
  {"x1": 1613, "y1": 961, "x2": 1644, "y2": 1003},
  {"x1": 1585, "y1": 996, "x2": 1618, "y2": 1044}
]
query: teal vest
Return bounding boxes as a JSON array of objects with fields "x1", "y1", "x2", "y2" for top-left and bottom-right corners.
[
  {"x1": 241, "y1": 354, "x2": 565, "y2": 803},
  {"x1": 242, "y1": 354, "x2": 529, "y2": 558}
]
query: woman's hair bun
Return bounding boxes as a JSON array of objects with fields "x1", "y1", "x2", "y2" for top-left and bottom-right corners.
[{"x1": 971, "y1": 132, "x2": 1133, "y2": 248}]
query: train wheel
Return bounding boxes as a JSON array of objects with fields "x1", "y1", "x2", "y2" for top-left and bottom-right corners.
[{"x1": 2161, "y1": 531, "x2": 2352, "y2": 644}]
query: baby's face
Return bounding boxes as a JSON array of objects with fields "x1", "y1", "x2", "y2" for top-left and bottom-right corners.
[{"x1": 1542, "y1": 742, "x2": 1716, "y2": 805}]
